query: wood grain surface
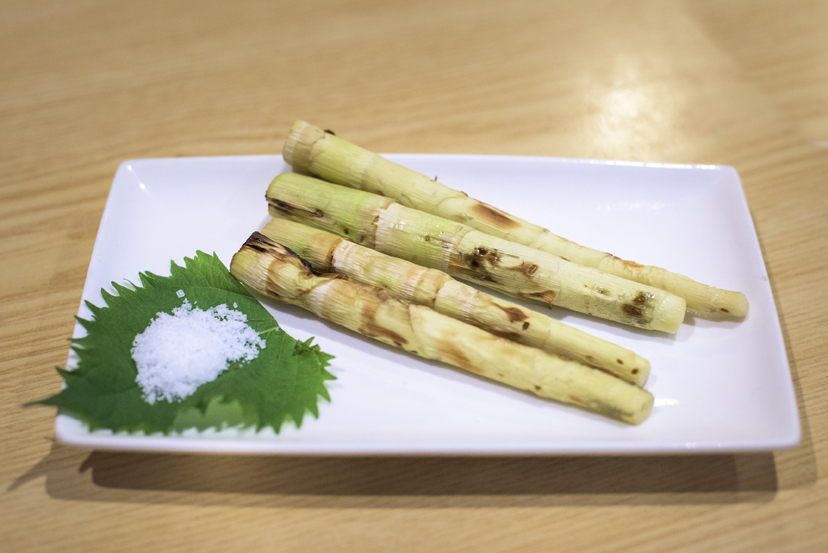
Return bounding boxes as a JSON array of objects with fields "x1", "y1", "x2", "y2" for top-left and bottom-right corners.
[{"x1": 2, "y1": 0, "x2": 827, "y2": 551}]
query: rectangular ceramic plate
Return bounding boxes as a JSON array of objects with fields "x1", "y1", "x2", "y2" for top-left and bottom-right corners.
[{"x1": 55, "y1": 155, "x2": 799, "y2": 455}]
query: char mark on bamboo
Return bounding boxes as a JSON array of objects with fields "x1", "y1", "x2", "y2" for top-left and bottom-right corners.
[
  {"x1": 282, "y1": 244, "x2": 317, "y2": 274},
  {"x1": 243, "y1": 232, "x2": 280, "y2": 254},
  {"x1": 323, "y1": 129, "x2": 336, "y2": 135},
  {"x1": 622, "y1": 304, "x2": 643, "y2": 318},
  {"x1": 454, "y1": 248, "x2": 500, "y2": 282},
  {"x1": 632, "y1": 292, "x2": 651, "y2": 305},
  {"x1": 268, "y1": 198, "x2": 324, "y2": 218},
  {"x1": 469, "y1": 247, "x2": 537, "y2": 277},
  {"x1": 621, "y1": 292, "x2": 654, "y2": 320},
  {"x1": 440, "y1": 342, "x2": 478, "y2": 374},
  {"x1": 359, "y1": 323, "x2": 409, "y2": 348},
  {"x1": 517, "y1": 262, "x2": 539, "y2": 276},
  {"x1": 470, "y1": 202, "x2": 520, "y2": 229},
  {"x1": 245, "y1": 242, "x2": 268, "y2": 254},
  {"x1": 519, "y1": 290, "x2": 557, "y2": 305},
  {"x1": 247, "y1": 233, "x2": 320, "y2": 280},
  {"x1": 493, "y1": 303, "x2": 528, "y2": 323},
  {"x1": 463, "y1": 247, "x2": 500, "y2": 271},
  {"x1": 356, "y1": 288, "x2": 409, "y2": 347}
]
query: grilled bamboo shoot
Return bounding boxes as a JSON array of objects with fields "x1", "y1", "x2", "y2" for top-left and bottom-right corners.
[
  {"x1": 266, "y1": 173, "x2": 686, "y2": 333},
  {"x1": 261, "y1": 217, "x2": 651, "y2": 384},
  {"x1": 282, "y1": 120, "x2": 748, "y2": 317},
  {"x1": 231, "y1": 232, "x2": 654, "y2": 424}
]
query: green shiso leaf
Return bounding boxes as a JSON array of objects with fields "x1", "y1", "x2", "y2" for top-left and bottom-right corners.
[{"x1": 29, "y1": 251, "x2": 335, "y2": 434}]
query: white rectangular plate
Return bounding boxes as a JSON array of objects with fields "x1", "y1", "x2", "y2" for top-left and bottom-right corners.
[{"x1": 55, "y1": 155, "x2": 799, "y2": 455}]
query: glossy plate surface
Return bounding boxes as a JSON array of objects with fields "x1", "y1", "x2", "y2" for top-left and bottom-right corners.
[{"x1": 55, "y1": 155, "x2": 799, "y2": 454}]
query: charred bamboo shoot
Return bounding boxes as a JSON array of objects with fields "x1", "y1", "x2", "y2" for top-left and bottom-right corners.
[
  {"x1": 266, "y1": 172, "x2": 686, "y2": 333},
  {"x1": 261, "y1": 217, "x2": 651, "y2": 385},
  {"x1": 282, "y1": 120, "x2": 748, "y2": 317},
  {"x1": 231, "y1": 232, "x2": 654, "y2": 424}
]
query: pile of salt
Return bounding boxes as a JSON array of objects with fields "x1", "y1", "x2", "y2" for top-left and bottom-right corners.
[{"x1": 131, "y1": 295, "x2": 265, "y2": 404}]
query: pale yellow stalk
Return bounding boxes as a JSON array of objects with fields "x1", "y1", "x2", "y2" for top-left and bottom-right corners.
[
  {"x1": 230, "y1": 232, "x2": 654, "y2": 424},
  {"x1": 261, "y1": 217, "x2": 651, "y2": 385},
  {"x1": 282, "y1": 120, "x2": 748, "y2": 317},
  {"x1": 266, "y1": 172, "x2": 686, "y2": 333}
]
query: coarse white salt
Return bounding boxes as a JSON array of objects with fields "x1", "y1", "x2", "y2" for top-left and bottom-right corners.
[{"x1": 131, "y1": 299, "x2": 265, "y2": 404}]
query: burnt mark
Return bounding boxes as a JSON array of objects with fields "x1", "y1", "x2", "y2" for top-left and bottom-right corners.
[
  {"x1": 518, "y1": 262, "x2": 539, "y2": 276},
  {"x1": 282, "y1": 244, "x2": 317, "y2": 274},
  {"x1": 585, "y1": 355, "x2": 595, "y2": 364},
  {"x1": 241, "y1": 233, "x2": 320, "y2": 281},
  {"x1": 494, "y1": 303, "x2": 528, "y2": 323},
  {"x1": 534, "y1": 385, "x2": 542, "y2": 391},
  {"x1": 617, "y1": 359, "x2": 624, "y2": 365},
  {"x1": 568, "y1": 395, "x2": 585, "y2": 405},
  {"x1": 268, "y1": 198, "x2": 324, "y2": 218},
  {"x1": 245, "y1": 231, "x2": 277, "y2": 250},
  {"x1": 245, "y1": 241, "x2": 268, "y2": 254},
  {"x1": 359, "y1": 322, "x2": 408, "y2": 347},
  {"x1": 244, "y1": 232, "x2": 291, "y2": 258},
  {"x1": 470, "y1": 202, "x2": 520, "y2": 229},
  {"x1": 560, "y1": 256, "x2": 569, "y2": 262},
  {"x1": 343, "y1": 227, "x2": 350, "y2": 236},
  {"x1": 323, "y1": 129, "x2": 336, "y2": 135},
  {"x1": 632, "y1": 368, "x2": 639, "y2": 375},
  {"x1": 720, "y1": 308, "x2": 730, "y2": 313},
  {"x1": 424, "y1": 234, "x2": 432, "y2": 242},
  {"x1": 442, "y1": 343, "x2": 478, "y2": 374},
  {"x1": 621, "y1": 292, "x2": 654, "y2": 319},
  {"x1": 356, "y1": 288, "x2": 409, "y2": 347},
  {"x1": 455, "y1": 246, "x2": 540, "y2": 286},
  {"x1": 622, "y1": 304, "x2": 644, "y2": 318},
  {"x1": 519, "y1": 290, "x2": 557, "y2": 305},
  {"x1": 632, "y1": 292, "x2": 650, "y2": 305},
  {"x1": 462, "y1": 247, "x2": 503, "y2": 271},
  {"x1": 455, "y1": 247, "x2": 500, "y2": 283},
  {"x1": 522, "y1": 321, "x2": 530, "y2": 330}
]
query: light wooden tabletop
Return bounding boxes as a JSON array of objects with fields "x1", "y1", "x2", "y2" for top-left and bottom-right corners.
[{"x1": 2, "y1": 0, "x2": 827, "y2": 551}]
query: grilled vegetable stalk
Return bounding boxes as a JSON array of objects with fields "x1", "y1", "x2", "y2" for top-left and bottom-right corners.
[
  {"x1": 282, "y1": 120, "x2": 748, "y2": 317},
  {"x1": 266, "y1": 173, "x2": 686, "y2": 333},
  {"x1": 231, "y1": 233, "x2": 654, "y2": 424},
  {"x1": 261, "y1": 217, "x2": 651, "y2": 385}
]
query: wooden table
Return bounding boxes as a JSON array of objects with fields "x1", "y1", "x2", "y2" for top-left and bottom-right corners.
[{"x1": 3, "y1": 0, "x2": 827, "y2": 550}]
